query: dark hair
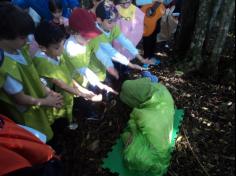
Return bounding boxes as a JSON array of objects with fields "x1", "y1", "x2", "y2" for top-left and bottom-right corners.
[
  {"x1": 34, "y1": 21, "x2": 66, "y2": 48},
  {"x1": 96, "y1": 1, "x2": 118, "y2": 21},
  {"x1": 49, "y1": 0, "x2": 62, "y2": 13},
  {"x1": 0, "y1": 2, "x2": 35, "y2": 40},
  {"x1": 96, "y1": 1, "x2": 107, "y2": 20}
]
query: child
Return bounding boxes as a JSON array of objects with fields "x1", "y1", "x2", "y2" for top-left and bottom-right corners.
[
  {"x1": 0, "y1": 2, "x2": 63, "y2": 141},
  {"x1": 33, "y1": 21, "x2": 102, "y2": 125},
  {"x1": 0, "y1": 114, "x2": 62, "y2": 176},
  {"x1": 69, "y1": 5, "x2": 148, "y2": 81},
  {"x1": 12, "y1": 0, "x2": 79, "y2": 25},
  {"x1": 138, "y1": 0, "x2": 165, "y2": 60},
  {"x1": 65, "y1": 8, "x2": 118, "y2": 95},
  {"x1": 113, "y1": 0, "x2": 145, "y2": 61}
]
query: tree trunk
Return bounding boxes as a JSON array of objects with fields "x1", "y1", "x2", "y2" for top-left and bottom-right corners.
[
  {"x1": 207, "y1": 0, "x2": 235, "y2": 77},
  {"x1": 180, "y1": 0, "x2": 211, "y2": 72},
  {"x1": 174, "y1": 0, "x2": 235, "y2": 80},
  {"x1": 174, "y1": 0, "x2": 199, "y2": 60}
]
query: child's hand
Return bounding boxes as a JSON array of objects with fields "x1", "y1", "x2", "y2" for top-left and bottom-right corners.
[
  {"x1": 81, "y1": 92, "x2": 103, "y2": 102},
  {"x1": 136, "y1": 54, "x2": 156, "y2": 65},
  {"x1": 89, "y1": 94, "x2": 103, "y2": 102},
  {"x1": 141, "y1": 58, "x2": 157, "y2": 65},
  {"x1": 78, "y1": 90, "x2": 96, "y2": 99},
  {"x1": 102, "y1": 85, "x2": 119, "y2": 95},
  {"x1": 107, "y1": 67, "x2": 119, "y2": 80},
  {"x1": 45, "y1": 92, "x2": 64, "y2": 108},
  {"x1": 129, "y1": 63, "x2": 148, "y2": 71}
]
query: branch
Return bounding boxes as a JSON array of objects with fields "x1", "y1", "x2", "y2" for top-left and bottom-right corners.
[{"x1": 182, "y1": 128, "x2": 211, "y2": 176}]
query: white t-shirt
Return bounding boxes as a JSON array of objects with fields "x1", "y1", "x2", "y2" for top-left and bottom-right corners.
[{"x1": 3, "y1": 51, "x2": 27, "y2": 95}]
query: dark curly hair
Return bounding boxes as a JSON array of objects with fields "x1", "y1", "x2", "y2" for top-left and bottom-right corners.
[
  {"x1": 0, "y1": 2, "x2": 35, "y2": 40},
  {"x1": 34, "y1": 21, "x2": 66, "y2": 48}
]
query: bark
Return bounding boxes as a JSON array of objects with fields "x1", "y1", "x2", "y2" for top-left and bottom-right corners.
[
  {"x1": 208, "y1": 0, "x2": 223, "y2": 31},
  {"x1": 181, "y1": 0, "x2": 210, "y2": 71},
  {"x1": 207, "y1": 0, "x2": 235, "y2": 76},
  {"x1": 174, "y1": 0, "x2": 199, "y2": 60}
]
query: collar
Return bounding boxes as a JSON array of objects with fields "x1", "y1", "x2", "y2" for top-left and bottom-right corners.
[
  {"x1": 95, "y1": 22, "x2": 111, "y2": 37},
  {"x1": 35, "y1": 50, "x2": 60, "y2": 65}
]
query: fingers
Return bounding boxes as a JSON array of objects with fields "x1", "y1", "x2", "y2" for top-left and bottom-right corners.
[
  {"x1": 107, "y1": 67, "x2": 119, "y2": 80},
  {"x1": 90, "y1": 94, "x2": 103, "y2": 102}
]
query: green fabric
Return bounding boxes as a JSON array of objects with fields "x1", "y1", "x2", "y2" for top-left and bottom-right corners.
[
  {"x1": 87, "y1": 35, "x2": 109, "y2": 82},
  {"x1": 88, "y1": 53, "x2": 107, "y2": 81},
  {"x1": 102, "y1": 109, "x2": 184, "y2": 176},
  {"x1": 0, "y1": 70, "x2": 4, "y2": 88},
  {"x1": 102, "y1": 78, "x2": 179, "y2": 175},
  {"x1": 63, "y1": 47, "x2": 90, "y2": 84},
  {"x1": 120, "y1": 78, "x2": 155, "y2": 108},
  {"x1": 108, "y1": 25, "x2": 122, "y2": 42},
  {"x1": 0, "y1": 47, "x2": 54, "y2": 141},
  {"x1": 33, "y1": 55, "x2": 74, "y2": 122},
  {"x1": 86, "y1": 25, "x2": 122, "y2": 82}
]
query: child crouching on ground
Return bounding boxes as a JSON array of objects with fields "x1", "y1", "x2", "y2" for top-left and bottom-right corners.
[{"x1": 0, "y1": 2, "x2": 63, "y2": 141}]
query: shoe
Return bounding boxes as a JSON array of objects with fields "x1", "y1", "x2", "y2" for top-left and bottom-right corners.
[{"x1": 68, "y1": 122, "x2": 78, "y2": 130}]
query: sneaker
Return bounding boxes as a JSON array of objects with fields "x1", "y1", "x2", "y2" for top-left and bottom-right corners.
[{"x1": 68, "y1": 122, "x2": 78, "y2": 130}]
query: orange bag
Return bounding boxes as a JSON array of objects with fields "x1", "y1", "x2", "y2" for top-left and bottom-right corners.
[{"x1": 0, "y1": 115, "x2": 55, "y2": 175}]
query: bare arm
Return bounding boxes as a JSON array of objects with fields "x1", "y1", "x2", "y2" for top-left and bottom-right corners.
[
  {"x1": 50, "y1": 78, "x2": 79, "y2": 96},
  {"x1": 73, "y1": 80, "x2": 103, "y2": 102},
  {"x1": 13, "y1": 91, "x2": 63, "y2": 108},
  {"x1": 136, "y1": 54, "x2": 157, "y2": 65}
]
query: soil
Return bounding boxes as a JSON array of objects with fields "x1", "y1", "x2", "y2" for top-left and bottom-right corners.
[{"x1": 51, "y1": 44, "x2": 235, "y2": 176}]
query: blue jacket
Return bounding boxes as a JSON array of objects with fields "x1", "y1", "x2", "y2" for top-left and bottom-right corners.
[{"x1": 12, "y1": 0, "x2": 79, "y2": 21}]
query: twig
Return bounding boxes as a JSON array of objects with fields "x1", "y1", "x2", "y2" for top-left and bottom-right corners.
[
  {"x1": 182, "y1": 128, "x2": 210, "y2": 176},
  {"x1": 167, "y1": 170, "x2": 178, "y2": 176}
]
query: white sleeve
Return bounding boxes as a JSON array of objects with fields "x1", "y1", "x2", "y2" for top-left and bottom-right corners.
[
  {"x1": 95, "y1": 46, "x2": 114, "y2": 68},
  {"x1": 3, "y1": 76, "x2": 23, "y2": 95},
  {"x1": 100, "y1": 43, "x2": 130, "y2": 66},
  {"x1": 116, "y1": 33, "x2": 139, "y2": 57},
  {"x1": 83, "y1": 68, "x2": 101, "y2": 87}
]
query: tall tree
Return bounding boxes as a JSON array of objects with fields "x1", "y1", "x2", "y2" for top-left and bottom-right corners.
[{"x1": 174, "y1": 0, "x2": 235, "y2": 79}]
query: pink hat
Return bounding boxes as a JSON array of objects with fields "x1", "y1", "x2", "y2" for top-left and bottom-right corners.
[{"x1": 69, "y1": 8, "x2": 101, "y2": 39}]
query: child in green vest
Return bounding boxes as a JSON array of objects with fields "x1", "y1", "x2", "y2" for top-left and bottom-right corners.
[
  {"x1": 64, "y1": 10, "x2": 118, "y2": 95},
  {"x1": 33, "y1": 21, "x2": 104, "y2": 125},
  {"x1": 69, "y1": 7, "x2": 148, "y2": 81},
  {"x1": 0, "y1": 2, "x2": 64, "y2": 141}
]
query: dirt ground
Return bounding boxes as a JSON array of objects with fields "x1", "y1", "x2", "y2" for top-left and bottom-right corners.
[{"x1": 50, "y1": 43, "x2": 235, "y2": 176}]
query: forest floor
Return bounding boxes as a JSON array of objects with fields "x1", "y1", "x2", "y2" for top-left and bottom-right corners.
[{"x1": 52, "y1": 43, "x2": 235, "y2": 176}]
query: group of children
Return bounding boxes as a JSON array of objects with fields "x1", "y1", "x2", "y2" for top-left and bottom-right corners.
[
  {"x1": 0, "y1": 0, "x2": 181, "y2": 175},
  {"x1": 0, "y1": 0, "x2": 157, "y2": 142}
]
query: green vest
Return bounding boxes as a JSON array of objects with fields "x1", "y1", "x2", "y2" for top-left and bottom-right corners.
[
  {"x1": 63, "y1": 46, "x2": 90, "y2": 85},
  {"x1": 87, "y1": 25, "x2": 122, "y2": 82},
  {"x1": 0, "y1": 69, "x2": 4, "y2": 88},
  {"x1": 0, "y1": 47, "x2": 54, "y2": 141},
  {"x1": 33, "y1": 54, "x2": 74, "y2": 123}
]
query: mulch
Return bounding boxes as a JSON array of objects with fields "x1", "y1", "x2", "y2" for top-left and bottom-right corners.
[{"x1": 51, "y1": 44, "x2": 235, "y2": 176}]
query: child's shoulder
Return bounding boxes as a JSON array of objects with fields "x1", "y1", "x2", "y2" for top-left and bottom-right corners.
[{"x1": 88, "y1": 34, "x2": 108, "y2": 49}]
